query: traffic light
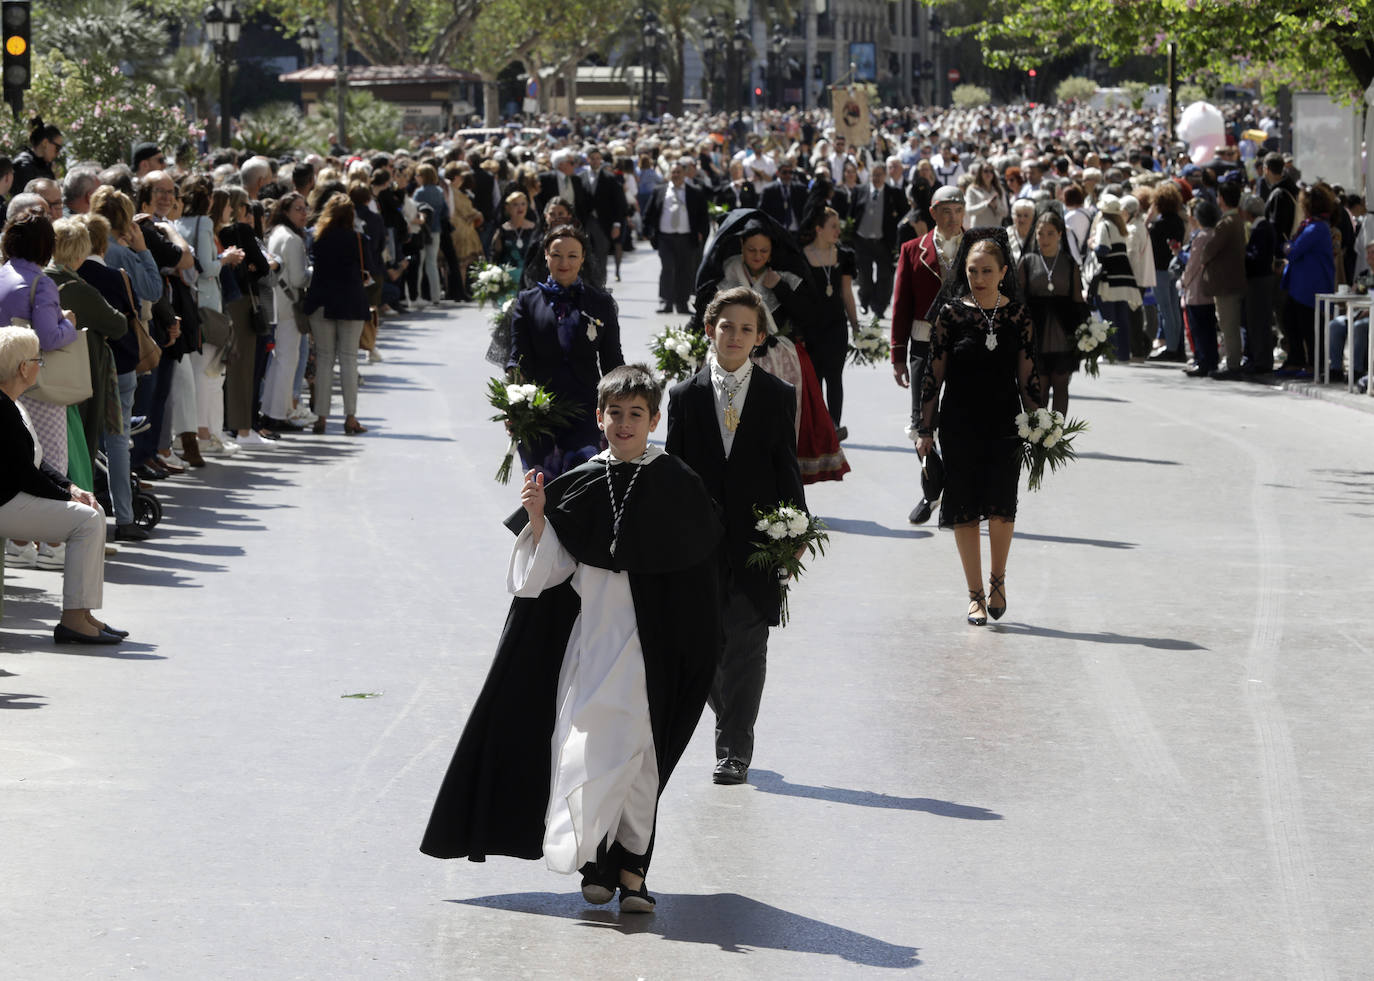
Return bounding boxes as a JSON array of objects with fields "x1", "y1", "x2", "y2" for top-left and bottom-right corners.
[
  {"x1": 1028, "y1": 69, "x2": 1037, "y2": 78},
  {"x1": 2, "y1": 0, "x2": 30, "y2": 120}
]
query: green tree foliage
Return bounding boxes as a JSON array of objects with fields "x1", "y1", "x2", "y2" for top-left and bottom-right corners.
[
  {"x1": 952, "y1": 83, "x2": 992, "y2": 109},
  {"x1": 1054, "y1": 76, "x2": 1096, "y2": 103},
  {"x1": 0, "y1": 52, "x2": 204, "y2": 167},
  {"x1": 34, "y1": 0, "x2": 170, "y2": 71},
  {"x1": 301, "y1": 91, "x2": 404, "y2": 154},
  {"x1": 953, "y1": 0, "x2": 1374, "y2": 99},
  {"x1": 245, "y1": 0, "x2": 485, "y2": 66},
  {"x1": 1121, "y1": 80, "x2": 1150, "y2": 110},
  {"x1": 233, "y1": 102, "x2": 305, "y2": 156}
]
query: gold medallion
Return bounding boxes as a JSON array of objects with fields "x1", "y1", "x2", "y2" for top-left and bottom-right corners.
[
  {"x1": 724, "y1": 406, "x2": 740, "y2": 431},
  {"x1": 826, "y1": 283, "x2": 833, "y2": 297}
]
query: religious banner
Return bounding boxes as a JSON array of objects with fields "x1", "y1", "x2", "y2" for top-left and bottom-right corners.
[{"x1": 832, "y1": 85, "x2": 870, "y2": 149}]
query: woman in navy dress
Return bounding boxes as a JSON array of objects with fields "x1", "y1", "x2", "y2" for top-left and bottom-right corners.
[{"x1": 507, "y1": 224, "x2": 624, "y2": 478}]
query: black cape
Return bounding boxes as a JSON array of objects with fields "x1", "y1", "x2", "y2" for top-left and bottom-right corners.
[{"x1": 420, "y1": 453, "x2": 723, "y2": 870}]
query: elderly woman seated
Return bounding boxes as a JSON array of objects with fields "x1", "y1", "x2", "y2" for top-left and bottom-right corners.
[{"x1": 0, "y1": 325, "x2": 127, "y2": 644}]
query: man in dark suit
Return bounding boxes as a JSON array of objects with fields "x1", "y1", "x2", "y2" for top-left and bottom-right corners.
[
  {"x1": 849, "y1": 162, "x2": 907, "y2": 317},
  {"x1": 536, "y1": 148, "x2": 593, "y2": 228},
  {"x1": 666, "y1": 286, "x2": 806, "y2": 786},
  {"x1": 757, "y1": 160, "x2": 808, "y2": 236},
  {"x1": 642, "y1": 159, "x2": 708, "y2": 314},
  {"x1": 465, "y1": 151, "x2": 499, "y2": 255},
  {"x1": 583, "y1": 147, "x2": 626, "y2": 286},
  {"x1": 716, "y1": 162, "x2": 760, "y2": 213}
]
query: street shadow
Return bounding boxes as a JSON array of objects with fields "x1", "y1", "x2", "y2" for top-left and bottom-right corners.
[
  {"x1": 103, "y1": 563, "x2": 203, "y2": 589},
  {"x1": 819, "y1": 517, "x2": 933, "y2": 540},
  {"x1": 0, "y1": 630, "x2": 165, "y2": 658},
  {"x1": 448, "y1": 891, "x2": 920, "y2": 968},
  {"x1": 1070, "y1": 393, "x2": 1130, "y2": 403},
  {"x1": 106, "y1": 550, "x2": 228, "y2": 574},
  {"x1": 134, "y1": 542, "x2": 245, "y2": 558},
  {"x1": 840, "y1": 442, "x2": 916, "y2": 455},
  {"x1": 990, "y1": 621, "x2": 1205, "y2": 651},
  {"x1": 0, "y1": 691, "x2": 45, "y2": 708},
  {"x1": 1077, "y1": 451, "x2": 1181, "y2": 466},
  {"x1": 364, "y1": 432, "x2": 457, "y2": 442},
  {"x1": 751, "y1": 769, "x2": 1003, "y2": 819},
  {"x1": 1014, "y1": 531, "x2": 1137, "y2": 549}
]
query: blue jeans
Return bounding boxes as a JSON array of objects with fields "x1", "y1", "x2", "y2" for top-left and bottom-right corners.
[
  {"x1": 1328, "y1": 314, "x2": 1369, "y2": 375},
  {"x1": 102, "y1": 371, "x2": 137, "y2": 526},
  {"x1": 1187, "y1": 304, "x2": 1219, "y2": 372},
  {"x1": 1098, "y1": 298, "x2": 1134, "y2": 361},
  {"x1": 1154, "y1": 274, "x2": 1184, "y2": 351}
]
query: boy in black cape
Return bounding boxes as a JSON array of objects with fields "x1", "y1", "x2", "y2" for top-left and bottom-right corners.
[
  {"x1": 420, "y1": 364, "x2": 723, "y2": 914},
  {"x1": 665, "y1": 286, "x2": 807, "y2": 787}
]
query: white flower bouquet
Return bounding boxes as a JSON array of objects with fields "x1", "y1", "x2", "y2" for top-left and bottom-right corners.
[
  {"x1": 649, "y1": 325, "x2": 709, "y2": 382},
  {"x1": 487, "y1": 377, "x2": 580, "y2": 483},
  {"x1": 847, "y1": 315, "x2": 891, "y2": 367},
  {"x1": 1016, "y1": 408, "x2": 1089, "y2": 492},
  {"x1": 745, "y1": 503, "x2": 829, "y2": 627},
  {"x1": 1074, "y1": 312, "x2": 1116, "y2": 378},
  {"x1": 471, "y1": 261, "x2": 519, "y2": 308}
]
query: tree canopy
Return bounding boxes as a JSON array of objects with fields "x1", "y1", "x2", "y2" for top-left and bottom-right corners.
[{"x1": 955, "y1": 0, "x2": 1374, "y2": 99}]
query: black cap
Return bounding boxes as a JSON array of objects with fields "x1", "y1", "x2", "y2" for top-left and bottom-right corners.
[{"x1": 131, "y1": 142, "x2": 162, "y2": 169}]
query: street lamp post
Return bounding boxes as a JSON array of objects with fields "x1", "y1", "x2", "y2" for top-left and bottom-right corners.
[
  {"x1": 335, "y1": 0, "x2": 347, "y2": 151},
  {"x1": 731, "y1": 18, "x2": 748, "y2": 126},
  {"x1": 769, "y1": 24, "x2": 788, "y2": 108},
  {"x1": 928, "y1": 13, "x2": 943, "y2": 107},
  {"x1": 642, "y1": 9, "x2": 660, "y2": 120},
  {"x1": 203, "y1": 0, "x2": 241, "y2": 148},
  {"x1": 702, "y1": 16, "x2": 720, "y2": 109}
]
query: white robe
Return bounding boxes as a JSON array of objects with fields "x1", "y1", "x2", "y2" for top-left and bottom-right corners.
[{"x1": 507, "y1": 455, "x2": 662, "y2": 874}]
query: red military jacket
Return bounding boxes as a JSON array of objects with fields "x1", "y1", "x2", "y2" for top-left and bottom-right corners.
[{"x1": 890, "y1": 230, "x2": 946, "y2": 365}]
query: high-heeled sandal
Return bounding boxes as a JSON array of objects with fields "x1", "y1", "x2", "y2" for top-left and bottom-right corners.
[
  {"x1": 618, "y1": 872, "x2": 656, "y2": 914},
  {"x1": 988, "y1": 572, "x2": 1006, "y2": 620},
  {"x1": 967, "y1": 588, "x2": 987, "y2": 626}
]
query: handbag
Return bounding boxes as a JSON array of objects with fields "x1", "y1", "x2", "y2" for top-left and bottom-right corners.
[
  {"x1": 10, "y1": 278, "x2": 94, "y2": 405},
  {"x1": 247, "y1": 289, "x2": 271, "y2": 336},
  {"x1": 198, "y1": 306, "x2": 233, "y2": 347},
  {"x1": 921, "y1": 446, "x2": 945, "y2": 502},
  {"x1": 120, "y1": 270, "x2": 162, "y2": 374}
]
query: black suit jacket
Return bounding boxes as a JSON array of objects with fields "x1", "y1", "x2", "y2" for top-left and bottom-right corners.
[
  {"x1": 1, "y1": 390, "x2": 72, "y2": 508},
  {"x1": 586, "y1": 167, "x2": 627, "y2": 231},
  {"x1": 506, "y1": 282, "x2": 624, "y2": 393},
  {"x1": 642, "y1": 182, "x2": 709, "y2": 248},
  {"x1": 715, "y1": 180, "x2": 760, "y2": 212},
  {"x1": 470, "y1": 168, "x2": 499, "y2": 223},
  {"x1": 536, "y1": 172, "x2": 592, "y2": 225},
  {"x1": 759, "y1": 180, "x2": 809, "y2": 229},
  {"x1": 665, "y1": 366, "x2": 806, "y2": 625},
  {"x1": 848, "y1": 183, "x2": 907, "y2": 253}
]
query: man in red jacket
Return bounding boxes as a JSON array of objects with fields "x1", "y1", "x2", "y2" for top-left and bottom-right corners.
[{"x1": 890, "y1": 184, "x2": 963, "y2": 523}]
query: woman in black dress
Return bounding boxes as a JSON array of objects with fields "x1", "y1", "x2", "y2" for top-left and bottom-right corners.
[
  {"x1": 1018, "y1": 211, "x2": 1087, "y2": 416},
  {"x1": 915, "y1": 228, "x2": 1042, "y2": 626},
  {"x1": 507, "y1": 224, "x2": 624, "y2": 479},
  {"x1": 801, "y1": 206, "x2": 860, "y2": 436}
]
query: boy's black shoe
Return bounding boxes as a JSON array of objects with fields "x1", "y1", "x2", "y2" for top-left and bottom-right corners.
[
  {"x1": 712, "y1": 758, "x2": 748, "y2": 785},
  {"x1": 908, "y1": 498, "x2": 934, "y2": 525}
]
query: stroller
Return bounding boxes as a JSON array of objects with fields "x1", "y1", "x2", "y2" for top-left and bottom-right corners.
[{"x1": 93, "y1": 449, "x2": 162, "y2": 532}]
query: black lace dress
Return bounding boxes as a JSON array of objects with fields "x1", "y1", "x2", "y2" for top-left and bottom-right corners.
[{"x1": 920, "y1": 298, "x2": 1042, "y2": 528}]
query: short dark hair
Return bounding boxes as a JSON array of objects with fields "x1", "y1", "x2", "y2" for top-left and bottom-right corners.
[
  {"x1": 704, "y1": 286, "x2": 768, "y2": 334},
  {"x1": 291, "y1": 162, "x2": 314, "y2": 190},
  {"x1": 1264, "y1": 152, "x2": 1285, "y2": 176},
  {"x1": 1218, "y1": 181, "x2": 1242, "y2": 208},
  {"x1": 597, "y1": 363, "x2": 662, "y2": 415},
  {"x1": 543, "y1": 222, "x2": 590, "y2": 255},
  {"x1": 2, "y1": 210, "x2": 55, "y2": 264}
]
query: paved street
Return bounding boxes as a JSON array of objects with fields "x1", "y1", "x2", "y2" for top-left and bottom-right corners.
[{"x1": 4, "y1": 246, "x2": 1374, "y2": 980}]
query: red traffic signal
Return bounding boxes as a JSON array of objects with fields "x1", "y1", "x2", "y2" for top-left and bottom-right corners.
[
  {"x1": 754, "y1": 87, "x2": 763, "y2": 96},
  {"x1": 1028, "y1": 69, "x2": 1037, "y2": 78}
]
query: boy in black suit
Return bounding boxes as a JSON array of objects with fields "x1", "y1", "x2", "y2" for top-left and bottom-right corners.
[{"x1": 665, "y1": 286, "x2": 806, "y2": 786}]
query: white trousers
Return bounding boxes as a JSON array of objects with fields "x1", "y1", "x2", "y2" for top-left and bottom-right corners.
[
  {"x1": 0, "y1": 494, "x2": 105, "y2": 609},
  {"x1": 192, "y1": 345, "x2": 226, "y2": 435},
  {"x1": 261, "y1": 310, "x2": 303, "y2": 420}
]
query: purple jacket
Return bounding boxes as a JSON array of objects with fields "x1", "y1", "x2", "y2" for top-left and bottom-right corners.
[{"x1": 0, "y1": 258, "x2": 76, "y2": 350}]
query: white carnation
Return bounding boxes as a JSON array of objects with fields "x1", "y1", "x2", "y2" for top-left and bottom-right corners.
[
  {"x1": 1043, "y1": 432, "x2": 1060, "y2": 448},
  {"x1": 787, "y1": 513, "x2": 810, "y2": 536},
  {"x1": 1029, "y1": 427, "x2": 1044, "y2": 443},
  {"x1": 755, "y1": 518, "x2": 770, "y2": 531},
  {"x1": 1017, "y1": 424, "x2": 1031, "y2": 438},
  {"x1": 1014, "y1": 412, "x2": 1029, "y2": 428},
  {"x1": 766, "y1": 521, "x2": 788, "y2": 540},
  {"x1": 1051, "y1": 411, "x2": 1064, "y2": 426},
  {"x1": 507, "y1": 388, "x2": 527, "y2": 405}
]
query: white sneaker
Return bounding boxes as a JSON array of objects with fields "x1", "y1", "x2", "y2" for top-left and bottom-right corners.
[
  {"x1": 200, "y1": 433, "x2": 240, "y2": 456},
  {"x1": 162, "y1": 449, "x2": 188, "y2": 469},
  {"x1": 35, "y1": 542, "x2": 66, "y2": 570},
  {"x1": 287, "y1": 404, "x2": 315, "y2": 422},
  {"x1": 367, "y1": 348, "x2": 384, "y2": 364},
  {"x1": 5, "y1": 540, "x2": 38, "y2": 568},
  {"x1": 236, "y1": 430, "x2": 275, "y2": 446}
]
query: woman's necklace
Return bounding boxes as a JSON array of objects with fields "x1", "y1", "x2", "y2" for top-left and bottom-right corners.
[
  {"x1": 1039, "y1": 249, "x2": 1060, "y2": 285},
  {"x1": 973, "y1": 293, "x2": 1001, "y2": 350},
  {"x1": 606, "y1": 451, "x2": 649, "y2": 557},
  {"x1": 810, "y1": 245, "x2": 836, "y2": 296}
]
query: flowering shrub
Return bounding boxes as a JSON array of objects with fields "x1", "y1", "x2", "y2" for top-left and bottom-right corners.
[{"x1": 0, "y1": 52, "x2": 205, "y2": 167}]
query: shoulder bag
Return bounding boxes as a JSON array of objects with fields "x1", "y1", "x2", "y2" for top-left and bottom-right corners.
[
  {"x1": 120, "y1": 269, "x2": 162, "y2": 373},
  {"x1": 14, "y1": 278, "x2": 94, "y2": 405}
]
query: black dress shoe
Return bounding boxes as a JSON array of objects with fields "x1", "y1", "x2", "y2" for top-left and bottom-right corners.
[
  {"x1": 908, "y1": 498, "x2": 934, "y2": 525},
  {"x1": 712, "y1": 758, "x2": 748, "y2": 785},
  {"x1": 618, "y1": 880, "x2": 656, "y2": 914},
  {"x1": 1184, "y1": 366, "x2": 1212, "y2": 378},
  {"x1": 1209, "y1": 369, "x2": 1241, "y2": 380},
  {"x1": 95, "y1": 622, "x2": 129, "y2": 638},
  {"x1": 655, "y1": 305, "x2": 673, "y2": 314},
  {"x1": 133, "y1": 464, "x2": 165, "y2": 481},
  {"x1": 54, "y1": 623, "x2": 122, "y2": 645},
  {"x1": 260, "y1": 416, "x2": 305, "y2": 432},
  {"x1": 115, "y1": 523, "x2": 150, "y2": 542}
]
